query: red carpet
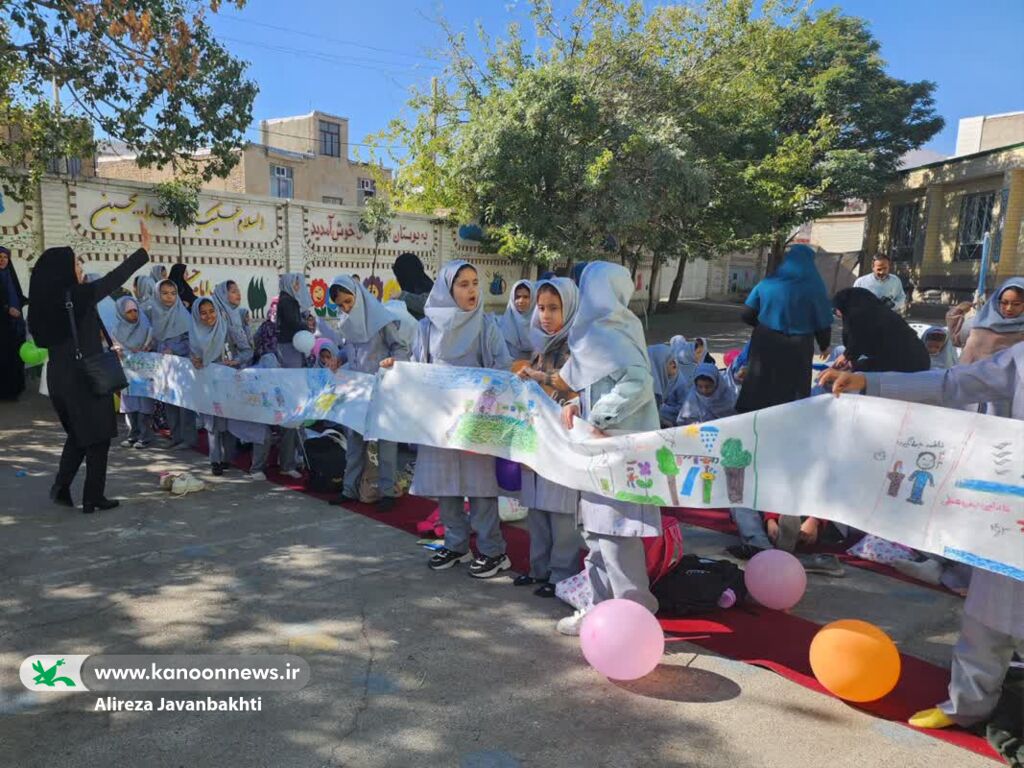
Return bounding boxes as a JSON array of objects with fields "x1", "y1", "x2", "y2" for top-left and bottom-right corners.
[
  {"x1": 664, "y1": 507, "x2": 959, "y2": 594},
  {"x1": 191, "y1": 435, "x2": 997, "y2": 762}
]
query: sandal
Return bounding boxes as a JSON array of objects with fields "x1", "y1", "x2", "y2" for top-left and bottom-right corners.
[{"x1": 533, "y1": 583, "x2": 556, "y2": 598}]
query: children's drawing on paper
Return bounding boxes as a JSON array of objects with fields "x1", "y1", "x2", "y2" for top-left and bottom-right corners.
[
  {"x1": 446, "y1": 373, "x2": 539, "y2": 453},
  {"x1": 615, "y1": 458, "x2": 667, "y2": 506},
  {"x1": 886, "y1": 460, "x2": 906, "y2": 497},
  {"x1": 906, "y1": 452, "x2": 937, "y2": 505},
  {"x1": 992, "y1": 442, "x2": 1013, "y2": 476},
  {"x1": 655, "y1": 445, "x2": 681, "y2": 506},
  {"x1": 719, "y1": 438, "x2": 752, "y2": 504}
]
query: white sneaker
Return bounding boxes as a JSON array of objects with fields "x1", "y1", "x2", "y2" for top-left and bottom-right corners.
[
  {"x1": 120, "y1": 439, "x2": 133, "y2": 448},
  {"x1": 248, "y1": 471, "x2": 266, "y2": 481},
  {"x1": 132, "y1": 441, "x2": 148, "y2": 449},
  {"x1": 282, "y1": 469, "x2": 302, "y2": 479},
  {"x1": 556, "y1": 609, "x2": 589, "y2": 636}
]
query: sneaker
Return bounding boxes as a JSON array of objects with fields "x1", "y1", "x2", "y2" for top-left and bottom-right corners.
[
  {"x1": 120, "y1": 438, "x2": 133, "y2": 448},
  {"x1": 428, "y1": 548, "x2": 473, "y2": 571},
  {"x1": 281, "y1": 469, "x2": 303, "y2": 480},
  {"x1": 468, "y1": 553, "x2": 512, "y2": 579},
  {"x1": 247, "y1": 471, "x2": 266, "y2": 481},
  {"x1": 212, "y1": 464, "x2": 224, "y2": 477},
  {"x1": 132, "y1": 441, "x2": 148, "y2": 449},
  {"x1": 797, "y1": 553, "x2": 845, "y2": 577},
  {"x1": 556, "y1": 609, "x2": 589, "y2": 636}
]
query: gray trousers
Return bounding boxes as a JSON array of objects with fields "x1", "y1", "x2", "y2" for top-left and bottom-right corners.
[
  {"x1": 250, "y1": 428, "x2": 272, "y2": 473},
  {"x1": 583, "y1": 530, "x2": 658, "y2": 614},
  {"x1": 438, "y1": 496, "x2": 505, "y2": 558},
  {"x1": 343, "y1": 430, "x2": 396, "y2": 498},
  {"x1": 167, "y1": 405, "x2": 197, "y2": 446},
  {"x1": 731, "y1": 507, "x2": 772, "y2": 549},
  {"x1": 208, "y1": 430, "x2": 229, "y2": 465},
  {"x1": 527, "y1": 509, "x2": 580, "y2": 583},
  {"x1": 277, "y1": 428, "x2": 301, "y2": 472},
  {"x1": 125, "y1": 412, "x2": 154, "y2": 444},
  {"x1": 941, "y1": 613, "x2": 1024, "y2": 726}
]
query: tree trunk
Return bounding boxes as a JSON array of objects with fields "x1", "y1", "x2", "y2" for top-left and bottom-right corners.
[
  {"x1": 177, "y1": 226, "x2": 183, "y2": 263},
  {"x1": 765, "y1": 234, "x2": 786, "y2": 275},
  {"x1": 666, "y1": 258, "x2": 687, "y2": 309},
  {"x1": 647, "y1": 256, "x2": 662, "y2": 315},
  {"x1": 753, "y1": 245, "x2": 766, "y2": 282}
]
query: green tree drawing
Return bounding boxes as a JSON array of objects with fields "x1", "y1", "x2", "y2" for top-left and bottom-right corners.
[{"x1": 656, "y1": 445, "x2": 680, "y2": 507}]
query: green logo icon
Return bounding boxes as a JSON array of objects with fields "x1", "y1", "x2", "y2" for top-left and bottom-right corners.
[{"x1": 31, "y1": 658, "x2": 76, "y2": 688}]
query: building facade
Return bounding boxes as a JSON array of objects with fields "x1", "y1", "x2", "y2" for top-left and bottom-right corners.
[
  {"x1": 97, "y1": 111, "x2": 386, "y2": 206},
  {"x1": 862, "y1": 142, "x2": 1024, "y2": 302}
]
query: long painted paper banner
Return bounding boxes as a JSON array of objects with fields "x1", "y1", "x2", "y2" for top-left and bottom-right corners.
[
  {"x1": 123, "y1": 353, "x2": 374, "y2": 431},
  {"x1": 125, "y1": 354, "x2": 1024, "y2": 581}
]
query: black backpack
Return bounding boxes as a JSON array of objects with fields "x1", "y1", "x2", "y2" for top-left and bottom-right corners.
[
  {"x1": 652, "y1": 555, "x2": 748, "y2": 616},
  {"x1": 303, "y1": 430, "x2": 347, "y2": 493}
]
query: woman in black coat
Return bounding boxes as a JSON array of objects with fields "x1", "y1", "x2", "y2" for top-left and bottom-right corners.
[
  {"x1": 392, "y1": 252, "x2": 434, "y2": 320},
  {"x1": 28, "y1": 230, "x2": 150, "y2": 513},
  {"x1": 0, "y1": 246, "x2": 28, "y2": 400},
  {"x1": 832, "y1": 287, "x2": 930, "y2": 373}
]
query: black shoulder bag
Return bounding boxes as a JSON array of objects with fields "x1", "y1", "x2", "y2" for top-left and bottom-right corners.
[{"x1": 65, "y1": 290, "x2": 128, "y2": 396}]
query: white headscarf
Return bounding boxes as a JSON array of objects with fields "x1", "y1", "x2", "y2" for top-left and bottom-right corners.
[
  {"x1": 112, "y1": 296, "x2": 152, "y2": 352},
  {"x1": 560, "y1": 261, "x2": 649, "y2": 390},
  {"x1": 149, "y1": 279, "x2": 191, "y2": 341},
  {"x1": 189, "y1": 297, "x2": 228, "y2": 366},
  {"x1": 134, "y1": 275, "x2": 157, "y2": 311},
  {"x1": 424, "y1": 260, "x2": 485, "y2": 362},
  {"x1": 919, "y1": 325, "x2": 958, "y2": 370},
  {"x1": 529, "y1": 278, "x2": 579, "y2": 356},
  {"x1": 677, "y1": 363, "x2": 737, "y2": 424},
  {"x1": 670, "y1": 335, "x2": 702, "y2": 384},
  {"x1": 279, "y1": 272, "x2": 312, "y2": 313},
  {"x1": 971, "y1": 278, "x2": 1024, "y2": 333},
  {"x1": 330, "y1": 274, "x2": 396, "y2": 344},
  {"x1": 646, "y1": 343, "x2": 676, "y2": 400},
  {"x1": 499, "y1": 279, "x2": 535, "y2": 359}
]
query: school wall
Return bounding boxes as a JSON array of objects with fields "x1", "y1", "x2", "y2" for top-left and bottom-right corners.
[{"x1": 1, "y1": 175, "x2": 655, "y2": 320}]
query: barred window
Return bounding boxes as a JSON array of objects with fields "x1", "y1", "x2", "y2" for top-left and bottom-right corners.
[
  {"x1": 887, "y1": 202, "x2": 920, "y2": 262},
  {"x1": 270, "y1": 165, "x2": 293, "y2": 199},
  {"x1": 955, "y1": 191, "x2": 995, "y2": 261}
]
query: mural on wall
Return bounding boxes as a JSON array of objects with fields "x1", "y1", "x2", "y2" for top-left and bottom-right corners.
[
  {"x1": 307, "y1": 210, "x2": 433, "y2": 251},
  {"x1": 247, "y1": 277, "x2": 269, "y2": 319}
]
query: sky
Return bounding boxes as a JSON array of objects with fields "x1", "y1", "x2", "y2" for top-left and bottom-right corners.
[{"x1": 206, "y1": 0, "x2": 1024, "y2": 159}]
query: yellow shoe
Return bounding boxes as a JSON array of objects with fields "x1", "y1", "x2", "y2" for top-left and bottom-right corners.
[{"x1": 908, "y1": 708, "x2": 955, "y2": 729}]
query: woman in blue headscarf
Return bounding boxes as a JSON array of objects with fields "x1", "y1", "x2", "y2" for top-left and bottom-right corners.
[{"x1": 736, "y1": 244, "x2": 833, "y2": 413}]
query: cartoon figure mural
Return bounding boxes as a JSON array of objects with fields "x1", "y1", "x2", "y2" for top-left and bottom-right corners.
[
  {"x1": 310, "y1": 278, "x2": 330, "y2": 317},
  {"x1": 906, "y1": 452, "x2": 937, "y2": 505},
  {"x1": 720, "y1": 438, "x2": 752, "y2": 504},
  {"x1": 364, "y1": 275, "x2": 384, "y2": 300},
  {"x1": 886, "y1": 460, "x2": 906, "y2": 497}
]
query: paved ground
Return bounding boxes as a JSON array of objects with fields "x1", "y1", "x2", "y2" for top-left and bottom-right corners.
[{"x1": 0, "y1": 303, "x2": 986, "y2": 768}]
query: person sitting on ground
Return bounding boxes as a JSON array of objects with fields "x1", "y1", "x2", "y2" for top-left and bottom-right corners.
[
  {"x1": 919, "y1": 326, "x2": 958, "y2": 370},
  {"x1": 676, "y1": 363, "x2": 736, "y2": 426}
]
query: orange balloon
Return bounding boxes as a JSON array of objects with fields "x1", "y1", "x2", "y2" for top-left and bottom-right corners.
[{"x1": 809, "y1": 619, "x2": 901, "y2": 703}]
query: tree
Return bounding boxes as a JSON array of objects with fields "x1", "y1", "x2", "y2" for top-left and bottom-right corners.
[
  {"x1": 358, "y1": 194, "x2": 395, "y2": 280},
  {"x1": 155, "y1": 177, "x2": 200, "y2": 263},
  {"x1": 651, "y1": 0, "x2": 943, "y2": 274},
  {"x1": 0, "y1": 1, "x2": 257, "y2": 200}
]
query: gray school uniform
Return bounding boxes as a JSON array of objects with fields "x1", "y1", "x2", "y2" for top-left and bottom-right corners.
[
  {"x1": 576, "y1": 365, "x2": 662, "y2": 613},
  {"x1": 198, "y1": 334, "x2": 253, "y2": 464},
  {"x1": 409, "y1": 316, "x2": 513, "y2": 499},
  {"x1": 155, "y1": 330, "x2": 198, "y2": 446},
  {"x1": 866, "y1": 344, "x2": 1024, "y2": 724},
  {"x1": 342, "y1": 321, "x2": 409, "y2": 498}
]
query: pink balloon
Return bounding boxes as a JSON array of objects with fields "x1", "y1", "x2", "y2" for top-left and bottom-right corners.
[
  {"x1": 744, "y1": 549, "x2": 807, "y2": 610},
  {"x1": 579, "y1": 599, "x2": 664, "y2": 680}
]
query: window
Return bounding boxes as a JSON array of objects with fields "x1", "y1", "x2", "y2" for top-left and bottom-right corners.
[
  {"x1": 322, "y1": 196, "x2": 344, "y2": 206},
  {"x1": 887, "y1": 202, "x2": 920, "y2": 263},
  {"x1": 319, "y1": 120, "x2": 340, "y2": 158},
  {"x1": 270, "y1": 165, "x2": 294, "y2": 199},
  {"x1": 955, "y1": 191, "x2": 995, "y2": 261},
  {"x1": 357, "y1": 177, "x2": 376, "y2": 205},
  {"x1": 45, "y1": 156, "x2": 84, "y2": 176}
]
